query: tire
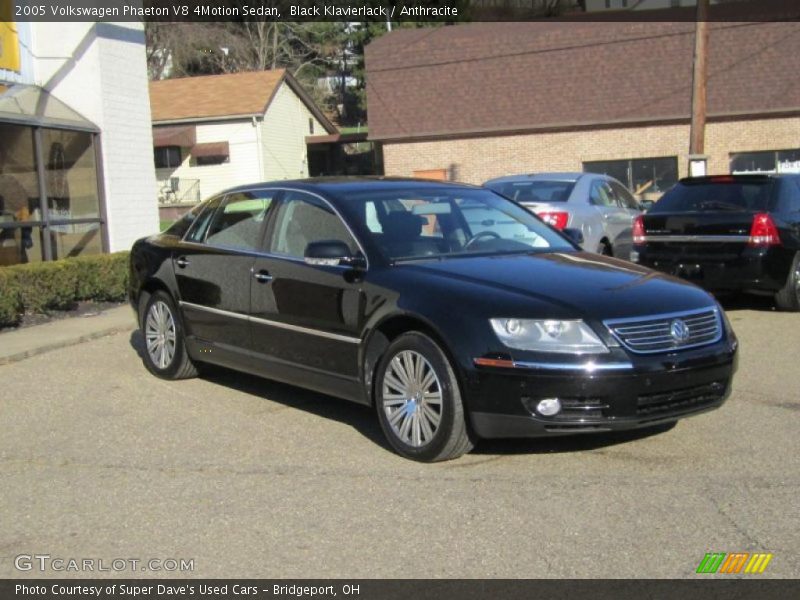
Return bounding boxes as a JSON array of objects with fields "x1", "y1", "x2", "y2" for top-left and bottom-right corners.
[
  {"x1": 597, "y1": 240, "x2": 613, "y2": 256},
  {"x1": 140, "y1": 290, "x2": 198, "y2": 380},
  {"x1": 774, "y1": 252, "x2": 800, "y2": 312},
  {"x1": 374, "y1": 332, "x2": 474, "y2": 462}
]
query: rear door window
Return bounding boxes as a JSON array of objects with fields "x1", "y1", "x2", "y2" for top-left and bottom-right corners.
[
  {"x1": 184, "y1": 196, "x2": 224, "y2": 243},
  {"x1": 590, "y1": 181, "x2": 617, "y2": 207},
  {"x1": 205, "y1": 190, "x2": 276, "y2": 251},
  {"x1": 610, "y1": 181, "x2": 640, "y2": 210}
]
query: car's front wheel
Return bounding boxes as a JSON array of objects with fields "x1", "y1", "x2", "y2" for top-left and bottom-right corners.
[
  {"x1": 374, "y1": 332, "x2": 474, "y2": 462},
  {"x1": 140, "y1": 290, "x2": 198, "y2": 380},
  {"x1": 774, "y1": 251, "x2": 800, "y2": 312}
]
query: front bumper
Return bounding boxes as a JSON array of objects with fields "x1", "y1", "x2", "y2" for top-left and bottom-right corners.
[{"x1": 465, "y1": 341, "x2": 738, "y2": 439}]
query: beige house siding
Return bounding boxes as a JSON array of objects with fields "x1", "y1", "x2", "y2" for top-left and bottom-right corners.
[
  {"x1": 382, "y1": 116, "x2": 800, "y2": 187},
  {"x1": 261, "y1": 81, "x2": 325, "y2": 181},
  {"x1": 156, "y1": 120, "x2": 261, "y2": 201}
]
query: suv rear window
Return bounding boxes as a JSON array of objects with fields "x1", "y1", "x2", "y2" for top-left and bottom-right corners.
[
  {"x1": 651, "y1": 179, "x2": 775, "y2": 213},
  {"x1": 486, "y1": 181, "x2": 575, "y2": 204}
]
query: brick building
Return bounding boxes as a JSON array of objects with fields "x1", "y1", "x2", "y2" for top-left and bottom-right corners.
[
  {"x1": 365, "y1": 22, "x2": 800, "y2": 197},
  {"x1": 0, "y1": 16, "x2": 157, "y2": 265}
]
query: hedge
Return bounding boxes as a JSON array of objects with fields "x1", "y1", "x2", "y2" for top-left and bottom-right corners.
[{"x1": 0, "y1": 251, "x2": 129, "y2": 327}]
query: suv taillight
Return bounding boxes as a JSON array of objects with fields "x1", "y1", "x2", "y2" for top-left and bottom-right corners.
[
  {"x1": 632, "y1": 215, "x2": 646, "y2": 244},
  {"x1": 537, "y1": 211, "x2": 569, "y2": 230},
  {"x1": 748, "y1": 213, "x2": 781, "y2": 247}
]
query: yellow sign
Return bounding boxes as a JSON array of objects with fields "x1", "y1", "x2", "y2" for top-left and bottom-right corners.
[{"x1": 0, "y1": 0, "x2": 21, "y2": 73}]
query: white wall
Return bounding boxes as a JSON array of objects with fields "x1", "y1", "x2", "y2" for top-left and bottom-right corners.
[
  {"x1": 31, "y1": 21, "x2": 159, "y2": 251},
  {"x1": 156, "y1": 119, "x2": 262, "y2": 200},
  {"x1": 261, "y1": 81, "x2": 325, "y2": 181}
]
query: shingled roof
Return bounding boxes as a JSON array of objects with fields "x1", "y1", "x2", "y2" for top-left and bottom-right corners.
[
  {"x1": 365, "y1": 22, "x2": 800, "y2": 142},
  {"x1": 149, "y1": 70, "x2": 335, "y2": 132}
]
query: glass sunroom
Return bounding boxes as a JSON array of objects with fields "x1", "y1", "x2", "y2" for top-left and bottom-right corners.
[{"x1": 0, "y1": 84, "x2": 105, "y2": 266}]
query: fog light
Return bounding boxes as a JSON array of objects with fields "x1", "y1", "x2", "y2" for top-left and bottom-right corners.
[{"x1": 536, "y1": 398, "x2": 561, "y2": 416}]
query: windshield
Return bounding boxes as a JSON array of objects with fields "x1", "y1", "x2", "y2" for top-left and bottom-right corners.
[
  {"x1": 341, "y1": 187, "x2": 575, "y2": 261},
  {"x1": 651, "y1": 180, "x2": 775, "y2": 213},
  {"x1": 485, "y1": 180, "x2": 575, "y2": 203}
]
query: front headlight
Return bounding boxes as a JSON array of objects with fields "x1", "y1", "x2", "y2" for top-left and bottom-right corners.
[{"x1": 490, "y1": 318, "x2": 609, "y2": 354}]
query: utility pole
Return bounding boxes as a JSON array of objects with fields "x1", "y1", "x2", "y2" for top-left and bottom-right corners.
[{"x1": 688, "y1": 0, "x2": 710, "y2": 177}]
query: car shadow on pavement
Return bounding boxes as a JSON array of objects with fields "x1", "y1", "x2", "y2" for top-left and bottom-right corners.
[
  {"x1": 129, "y1": 331, "x2": 678, "y2": 457},
  {"x1": 129, "y1": 331, "x2": 390, "y2": 451},
  {"x1": 715, "y1": 293, "x2": 776, "y2": 312},
  {"x1": 472, "y1": 422, "x2": 677, "y2": 456}
]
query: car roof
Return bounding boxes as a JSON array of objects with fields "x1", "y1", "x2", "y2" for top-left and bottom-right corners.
[
  {"x1": 484, "y1": 172, "x2": 591, "y2": 184},
  {"x1": 223, "y1": 176, "x2": 483, "y2": 198}
]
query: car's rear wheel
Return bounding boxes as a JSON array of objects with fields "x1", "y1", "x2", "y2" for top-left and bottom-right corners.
[
  {"x1": 375, "y1": 332, "x2": 474, "y2": 462},
  {"x1": 140, "y1": 290, "x2": 198, "y2": 379},
  {"x1": 774, "y1": 252, "x2": 800, "y2": 312},
  {"x1": 597, "y1": 240, "x2": 613, "y2": 256}
]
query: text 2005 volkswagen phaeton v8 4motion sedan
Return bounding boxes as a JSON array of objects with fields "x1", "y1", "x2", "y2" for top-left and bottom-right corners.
[{"x1": 129, "y1": 178, "x2": 738, "y2": 462}]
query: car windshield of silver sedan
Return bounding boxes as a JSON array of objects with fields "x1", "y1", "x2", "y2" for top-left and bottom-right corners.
[{"x1": 345, "y1": 187, "x2": 575, "y2": 261}]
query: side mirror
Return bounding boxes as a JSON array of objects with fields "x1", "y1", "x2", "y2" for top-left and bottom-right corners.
[
  {"x1": 562, "y1": 227, "x2": 584, "y2": 246},
  {"x1": 639, "y1": 200, "x2": 655, "y2": 212},
  {"x1": 304, "y1": 240, "x2": 366, "y2": 269}
]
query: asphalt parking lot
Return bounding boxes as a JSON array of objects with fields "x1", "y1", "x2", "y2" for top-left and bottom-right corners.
[{"x1": 0, "y1": 297, "x2": 798, "y2": 579}]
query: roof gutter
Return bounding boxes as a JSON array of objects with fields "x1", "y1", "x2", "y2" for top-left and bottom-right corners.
[{"x1": 153, "y1": 114, "x2": 261, "y2": 126}]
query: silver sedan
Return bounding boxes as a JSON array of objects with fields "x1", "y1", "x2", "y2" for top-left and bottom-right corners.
[{"x1": 484, "y1": 172, "x2": 644, "y2": 258}]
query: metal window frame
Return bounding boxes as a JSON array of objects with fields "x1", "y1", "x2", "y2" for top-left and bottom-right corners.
[{"x1": 0, "y1": 121, "x2": 107, "y2": 261}]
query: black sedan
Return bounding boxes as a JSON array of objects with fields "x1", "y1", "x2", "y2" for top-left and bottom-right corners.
[
  {"x1": 129, "y1": 178, "x2": 738, "y2": 462},
  {"x1": 633, "y1": 174, "x2": 800, "y2": 310}
]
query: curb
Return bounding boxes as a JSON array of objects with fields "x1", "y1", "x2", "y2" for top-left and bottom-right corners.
[{"x1": 0, "y1": 318, "x2": 136, "y2": 367}]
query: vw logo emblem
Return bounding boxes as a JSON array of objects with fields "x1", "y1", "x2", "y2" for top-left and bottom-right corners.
[{"x1": 670, "y1": 319, "x2": 691, "y2": 343}]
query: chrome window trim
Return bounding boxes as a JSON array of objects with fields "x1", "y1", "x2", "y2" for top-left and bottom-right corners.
[
  {"x1": 604, "y1": 306, "x2": 723, "y2": 355},
  {"x1": 179, "y1": 301, "x2": 361, "y2": 344}
]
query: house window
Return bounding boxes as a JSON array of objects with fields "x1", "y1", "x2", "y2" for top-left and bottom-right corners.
[
  {"x1": 584, "y1": 156, "x2": 679, "y2": 195},
  {"x1": 730, "y1": 149, "x2": 800, "y2": 174},
  {"x1": 309, "y1": 118, "x2": 314, "y2": 134},
  {"x1": 194, "y1": 155, "x2": 229, "y2": 166},
  {"x1": 154, "y1": 146, "x2": 182, "y2": 169}
]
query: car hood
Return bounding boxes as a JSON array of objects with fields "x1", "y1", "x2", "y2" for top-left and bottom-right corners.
[{"x1": 398, "y1": 251, "x2": 716, "y2": 321}]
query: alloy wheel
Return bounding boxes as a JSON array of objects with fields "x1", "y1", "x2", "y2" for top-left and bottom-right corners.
[
  {"x1": 381, "y1": 350, "x2": 443, "y2": 448},
  {"x1": 145, "y1": 300, "x2": 177, "y2": 369},
  {"x1": 795, "y1": 263, "x2": 800, "y2": 299}
]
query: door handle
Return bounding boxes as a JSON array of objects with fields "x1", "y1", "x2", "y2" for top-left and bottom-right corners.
[
  {"x1": 253, "y1": 270, "x2": 273, "y2": 283},
  {"x1": 175, "y1": 256, "x2": 190, "y2": 268}
]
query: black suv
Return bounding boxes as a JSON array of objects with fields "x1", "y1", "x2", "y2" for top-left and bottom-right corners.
[{"x1": 633, "y1": 174, "x2": 800, "y2": 310}]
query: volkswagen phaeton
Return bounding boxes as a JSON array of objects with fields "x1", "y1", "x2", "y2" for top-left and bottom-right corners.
[{"x1": 129, "y1": 178, "x2": 738, "y2": 461}]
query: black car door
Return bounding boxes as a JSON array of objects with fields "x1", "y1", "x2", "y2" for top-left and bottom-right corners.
[
  {"x1": 609, "y1": 180, "x2": 641, "y2": 260},
  {"x1": 173, "y1": 189, "x2": 277, "y2": 350},
  {"x1": 249, "y1": 190, "x2": 366, "y2": 383},
  {"x1": 779, "y1": 177, "x2": 800, "y2": 250}
]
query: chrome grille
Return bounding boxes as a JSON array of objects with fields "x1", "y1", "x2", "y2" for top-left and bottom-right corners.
[{"x1": 604, "y1": 308, "x2": 722, "y2": 354}]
